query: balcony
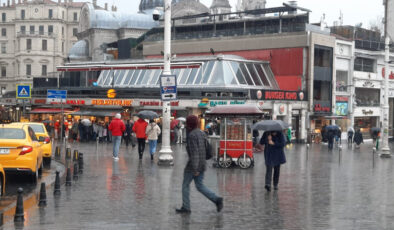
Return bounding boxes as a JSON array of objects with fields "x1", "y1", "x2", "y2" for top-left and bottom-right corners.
[{"x1": 17, "y1": 31, "x2": 55, "y2": 38}]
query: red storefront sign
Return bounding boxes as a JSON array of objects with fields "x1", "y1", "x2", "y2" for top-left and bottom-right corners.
[
  {"x1": 139, "y1": 101, "x2": 179, "y2": 106},
  {"x1": 314, "y1": 104, "x2": 331, "y2": 113},
  {"x1": 262, "y1": 90, "x2": 306, "y2": 101},
  {"x1": 336, "y1": 96, "x2": 348, "y2": 102}
]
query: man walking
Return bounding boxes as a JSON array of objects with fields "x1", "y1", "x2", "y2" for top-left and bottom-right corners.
[
  {"x1": 176, "y1": 115, "x2": 223, "y2": 214},
  {"x1": 109, "y1": 113, "x2": 126, "y2": 161},
  {"x1": 133, "y1": 117, "x2": 148, "y2": 159}
]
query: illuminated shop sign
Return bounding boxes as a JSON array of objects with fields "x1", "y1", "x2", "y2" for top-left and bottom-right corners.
[
  {"x1": 139, "y1": 101, "x2": 179, "y2": 106},
  {"x1": 335, "y1": 102, "x2": 348, "y2": 116},
  {"x1": 261, "y1": 90, "x2": 306, "y2": 101},
  {"x1": 92, "y1": 99, "x2": 133, "y2": 106}
]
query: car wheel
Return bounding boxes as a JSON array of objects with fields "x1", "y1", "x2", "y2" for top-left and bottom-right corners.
[{"x1": 43, "y1": 157, "x2": 51, "y2": 167}]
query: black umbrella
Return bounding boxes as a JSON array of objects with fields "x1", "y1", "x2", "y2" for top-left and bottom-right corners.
[
  {"x1": 371, "y1": 127, "x2": 381, "y2": 133},
  {"x1": 252, "y1": 120, "x2": 289, "y2": 131},
  {"x1": 137, "y1": 110, "x2": 159, "y2": 120},
  {"x1": 325, "y1": 125, "x2": 340, "y2": 131}
]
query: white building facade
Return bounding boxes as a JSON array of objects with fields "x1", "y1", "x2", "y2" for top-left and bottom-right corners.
[{"x1": 0, "y1": 0, "x2": 83, "y2": 95}]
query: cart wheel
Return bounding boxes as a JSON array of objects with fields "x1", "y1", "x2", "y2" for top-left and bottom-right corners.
[
  {"x1": 238, "y1": 155, "x2": 252, "y2": 169},
  {"x1": 218, "y1": 154, "x2": 232, "y2": 168}
]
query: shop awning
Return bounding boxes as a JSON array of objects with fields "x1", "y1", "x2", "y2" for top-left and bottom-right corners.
[
  {"x1": 71, "y1": 109, "x2": 122, "y2": 117},
  {"x1": 29, "y1": 108, "x2": 74, "y2": 114}
]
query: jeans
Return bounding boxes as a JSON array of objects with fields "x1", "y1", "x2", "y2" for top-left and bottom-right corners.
[
  {"x1": 328, "y1": 140, "x2": 333, "y2": 150},
  {"x1": 112, "y1": 136, "x2": 122, "y2": 157},
  {"x1": 137, "y1": 138, "x2": 146, "y2": 156},
  {"x1": 148, "y1": 140, "x2": 157, "y2": 155},
  {"x1": 265, "y1": 165, "x2": 280, "y2": 188},
  {"x1": 182, "y1": 171, "x2": 219, "y2": 210}
]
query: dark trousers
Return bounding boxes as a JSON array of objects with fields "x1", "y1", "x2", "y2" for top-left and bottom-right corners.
[
  {"x1": 137, "y1": 138, "x2": 146, "y2": 156},
  {"x1": 265, "y1": 165, "x2": 280, "y2": 187},
  {"x1": 328, "y1": 140, "x2": 334, "y2": 150}
]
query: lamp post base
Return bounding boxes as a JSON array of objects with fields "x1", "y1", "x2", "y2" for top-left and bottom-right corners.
[
  {"x1": 379, "y1": 147, "x2": 391, "y2": 158},
  {"x1": 158, "y1": 148, "x2": 174, "y2": 166}
]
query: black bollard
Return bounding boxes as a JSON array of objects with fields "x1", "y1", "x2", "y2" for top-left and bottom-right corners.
[
  {"x1": 65, "y1": 168, "x2": 72, "y2": 186},
  {"x1": 73, "y1": 150, "x2": 79, "y2": 162},
  {"x1": 78, "y1": 153, "x2": 84, "y2": 174},
  {"x1": 14, "y1": 188, "x2": 24, "y2": 222},
  {"x1": 38, "y1": 182, "x2": 47, "y2": 207},
  {"x1": 55, "y1": 146, "x2": 61, "y2": 159},
  {"x1": 65, "y1": 148, "x2": 71, "y2": 160},
  {"x1": 54, "y1": 171, "x2": 61, "y2": 196},
  {"x1": 73, "y1": 163, "x2": 79, "y2": 181}
]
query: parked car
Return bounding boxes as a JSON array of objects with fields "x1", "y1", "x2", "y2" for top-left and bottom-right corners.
[
  {"x1": 15, "y1": 122, "x2": 52, "y2": 165},
  {"x1": 0, "y1": 123, "x2": 43, "y2": 183}
]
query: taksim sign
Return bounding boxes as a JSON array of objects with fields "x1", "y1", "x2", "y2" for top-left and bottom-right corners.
[{"x1": 92, "y1": 99, "x2": 133, "y2": 106}]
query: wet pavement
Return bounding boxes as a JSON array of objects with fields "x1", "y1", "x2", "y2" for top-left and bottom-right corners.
[{"x1": 1, "y1": 140, "x2": 394, "y2": 229}]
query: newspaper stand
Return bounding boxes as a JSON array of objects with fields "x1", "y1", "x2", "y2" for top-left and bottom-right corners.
[{"x1": 205, "y1": 105, "x2": 263, "y2": 169}]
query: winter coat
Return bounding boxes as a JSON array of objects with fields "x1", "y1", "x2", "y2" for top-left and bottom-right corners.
[
  {"x1": 185, "y1": 129, "x2": 207, "y2": 174},
  {"x1": 354, "y1": 131, "x2": 364, "y2": 145},
  {"x1": 260, "y1": 131, "x2": 286, "y2": 166},
  {"x1": 125, "y1": 122, "x2": 133, "y2": 136},
  {"x1": 108, "y1": 118, "x2": 126, "y2": 136},
  {"x1": 133, "y1": 118, "x2": 148, "y2": 139},
  {"x1": 146, "y1": 123, "x2": 161, "y2": 140}
]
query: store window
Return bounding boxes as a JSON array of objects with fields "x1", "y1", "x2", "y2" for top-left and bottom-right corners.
[
  {"x1": 336, "y1": 70, "x2": 348, "y2": 92},
  {"x1": 355, "y1": 117, "x2": 378, "y2": 136},
  {"x1": 354, "y1": 57, "x2": 374, "y2": 73},
  {"x1": 355, "y1": 88, "x2": 380, "y2": 107}
]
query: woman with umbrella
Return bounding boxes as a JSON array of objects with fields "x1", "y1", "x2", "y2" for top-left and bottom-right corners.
[{"x1": 260, "y1": 130, "x2": 286, "y2": 191}]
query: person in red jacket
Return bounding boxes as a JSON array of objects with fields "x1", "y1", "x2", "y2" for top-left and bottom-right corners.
[
  {"x1": 109, "y1": 113, "x2": 126, "y2": 161},
  {"x1": 133, "y1": 117, "x2": 148, "y2": 159}
]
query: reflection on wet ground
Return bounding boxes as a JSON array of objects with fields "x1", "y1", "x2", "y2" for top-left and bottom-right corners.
[{"x1": 1, "y1": 141, "x2": 394, "y2": 229}]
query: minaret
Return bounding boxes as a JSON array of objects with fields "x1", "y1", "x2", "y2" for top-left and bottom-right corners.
[
  {"x1": 236, "y1": 0, "x2": 243, "y2": 12},
  {"x1": 210, "y1": 0, "x2": 231, "y2": 15}
]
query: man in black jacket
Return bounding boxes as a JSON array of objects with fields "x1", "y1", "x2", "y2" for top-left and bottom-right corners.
[{"x1": 176, "y1": 115, "x2": 223, "y2": 214}]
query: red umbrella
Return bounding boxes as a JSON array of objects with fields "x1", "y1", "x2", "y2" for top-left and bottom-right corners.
[{"x1": 170, "y1": 119, "x2": 179, "y2": 129}]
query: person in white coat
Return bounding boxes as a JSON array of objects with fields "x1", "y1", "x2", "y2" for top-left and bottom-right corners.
[{"x1": 146, "y1": 119, "x2": 161, "y2": 160}]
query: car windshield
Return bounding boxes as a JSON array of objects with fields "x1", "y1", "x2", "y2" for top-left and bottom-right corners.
[
  {"x1": 0, "y1": 128, "x2": 26, "y2": 139},
  {"x1": 29, "y1": 124, "x2": 45, "y2": 133}
]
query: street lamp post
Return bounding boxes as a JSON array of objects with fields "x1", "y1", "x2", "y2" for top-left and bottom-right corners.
[
  {"x1": 158, "y1": 0, "x2": 174, "y2": 166},
  {"x1": 380, "y1": 0, "x2": 391, "y2": 157}
]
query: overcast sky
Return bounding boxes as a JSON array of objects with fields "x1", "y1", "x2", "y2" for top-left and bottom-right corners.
[{"x1": 81, "y1": 0, "x2": 384, "y2": 28}]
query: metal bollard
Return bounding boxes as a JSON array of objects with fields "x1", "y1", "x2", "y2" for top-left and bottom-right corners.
[
  {"x1": 65, "y1": 148, "x2": 71, "y2": 160},
  {"x1": 54, "y1": 171, "x2": 61, "y2": 196},
  {"x1": 55, "y1": 146, "x2": 61, "y2": 159},
  {"x1": 338, "y1": 145, "x2": 342, "y2": 164},
  {"x1": 73, "y1": 163, "x2": 79, "y2": 181},
  {"x1": 65, "y1": 168, "x2": 72, "y2": 186},
  {"x1": 14, "y1": 188, "x2": 24, "y2": 222},
  {"x1": 73, "y1": 150, "x2": 79, "y2": 162},
  {"x1": 38, "y1": 182, "x2": 47, "y2": 207},
  {"x1": 78, "y1": 153, "x2": 84, "y2": 174},
  {"x1": 306, "y1": 143, "x2": 310, "y2": 161}
]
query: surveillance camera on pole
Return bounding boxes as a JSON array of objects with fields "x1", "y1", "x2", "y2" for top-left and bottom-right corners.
[{"x1": 152, "y1": 8, "x2": 163, "y2": 21}]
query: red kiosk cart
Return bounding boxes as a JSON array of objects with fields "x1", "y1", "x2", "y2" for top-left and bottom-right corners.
[{"x1": 205, "y1": 105, "x2": 263, "y2": 169}]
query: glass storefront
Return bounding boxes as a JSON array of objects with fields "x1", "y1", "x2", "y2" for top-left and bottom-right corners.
[{"x1": 354, "y1": 117, "x2": 378, "y2": 138}]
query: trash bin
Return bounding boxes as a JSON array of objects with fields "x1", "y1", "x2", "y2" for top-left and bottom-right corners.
[{"x1": 208, "y1": 135, "x2": 220, "y2": 161}]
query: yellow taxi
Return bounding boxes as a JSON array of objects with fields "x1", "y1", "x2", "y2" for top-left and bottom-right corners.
[
  {"x1": 0, "y1": 123, "x2": 43, "y2": 183},
  {"x1": 16, "y1": 122, "x2": 52, "y2": 165}
]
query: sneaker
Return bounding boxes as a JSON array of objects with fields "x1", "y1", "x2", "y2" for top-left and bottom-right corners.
[
  {"x1": 175, "y1": 207, "x2": 191, "y2": 214},
  {"x1": 216, "y1": 197, "x2": 223, "y2": 212},
  {"x1": 113, "y1": 156, "x2": 119, "y2": 161},
  {"x1": 265, "y1": 185, "x2": 271, "y2": 192}
]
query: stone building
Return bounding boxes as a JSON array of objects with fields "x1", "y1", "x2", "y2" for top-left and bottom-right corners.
[{"x1": 0, "y1": 0, "x2": 83, "y2": 95}]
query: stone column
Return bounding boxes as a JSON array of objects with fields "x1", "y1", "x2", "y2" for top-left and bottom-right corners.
[{"x1": 300, "y1": 109, "x2": 307, "y2": 143}]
